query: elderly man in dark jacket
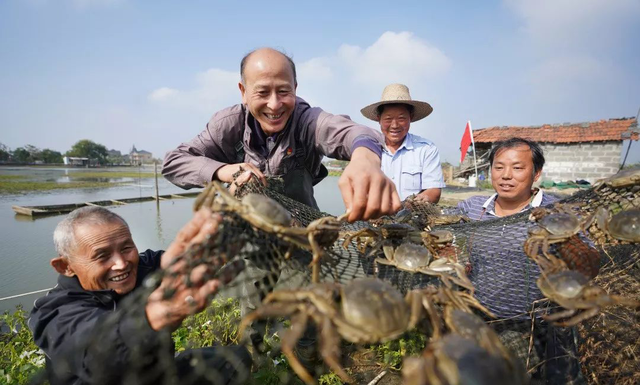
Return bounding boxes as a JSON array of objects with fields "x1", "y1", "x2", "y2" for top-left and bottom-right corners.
[{"x1": 29, "y1": 206, "x2": 251, "y2": 385}]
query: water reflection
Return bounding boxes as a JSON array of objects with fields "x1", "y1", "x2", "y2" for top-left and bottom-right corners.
[{"x1": 155, "y1": 200, "x2": 165, "y2": 245}]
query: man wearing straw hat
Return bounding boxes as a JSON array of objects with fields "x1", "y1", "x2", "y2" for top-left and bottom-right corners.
[{"x1": 361, "y1": 84, "x2": 446, "y2": 203}]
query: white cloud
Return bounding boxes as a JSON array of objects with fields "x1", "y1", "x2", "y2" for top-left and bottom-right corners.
[
  {"x1": 149, "y1": 31, "x2": 451, "y2": 118},
  {"x1": 525, "y1": 55, "x2": 608, "y2": 101},
  {"x1": 298, "y1": 58, "x2": 333, "y2": 83},
  {"x1": 505, "y1": 0, "x2": 640, "y2": 51},
  {"x1": 148, "y1": 87, "x2": 178, "y2": 102},
  {"x1": 148, "y1": 68, "x2": 239, "y2": 113},
  {"x1": 505, "y1": 0, "x2": 640, "y2": 106},
  {"x1": 337, "y1": 31, "x2": 451, "y2": 86}
]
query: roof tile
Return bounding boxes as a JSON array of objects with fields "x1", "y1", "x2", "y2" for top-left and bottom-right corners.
[{"x1": 473, "y1": 118, "x2": 639, "y2": 144}]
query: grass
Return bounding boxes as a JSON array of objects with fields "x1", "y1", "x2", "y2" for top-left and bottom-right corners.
[
  {"x1": 0, "y1": 170, "x2": 157, "y2": 194},
  {"x1": 1, "y1": 298, "x2": 427, "y2": 384},
  {"x1": 0, "y1": 180, "x2": 126, "y2": 194},
  {"x1": 0, "y1": 175, "x2": 24, "y2": 181},
  {"x1": 69, "y1": 171, "x2": 156, "y2": 178}
]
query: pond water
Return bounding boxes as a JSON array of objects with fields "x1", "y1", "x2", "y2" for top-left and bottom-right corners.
[{"x1": 0, "y1": 166, "x2": 345, "y2": 312}]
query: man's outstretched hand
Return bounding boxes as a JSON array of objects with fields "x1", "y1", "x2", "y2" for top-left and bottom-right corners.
[
  {"x1": 339, "y1": 147, "x2": 402, "y2": 222},
  {"x1": 145, "y1": 209, "x2": 223, "y2": 331}
]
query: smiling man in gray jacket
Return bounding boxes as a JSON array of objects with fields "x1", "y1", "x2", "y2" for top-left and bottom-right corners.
[{"x1": 162, "y1": 47, "x2": 401, "y2": 221}]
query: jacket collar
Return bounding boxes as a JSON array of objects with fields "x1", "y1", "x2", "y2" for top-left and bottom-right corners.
[
  {"x1": 482, "y1": 189, "x2": 544, "y2": 214},
  {"x1": 56, "y1": 274, "x2": 119, "y2": 306},
  {"x1": 384, "y1": 133, "x2": 414, "y2": 154}
]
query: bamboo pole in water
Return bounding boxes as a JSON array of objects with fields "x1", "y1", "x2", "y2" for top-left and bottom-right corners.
[{"x1": 155, "y1": 161, "x2": 160, "y2": 201}]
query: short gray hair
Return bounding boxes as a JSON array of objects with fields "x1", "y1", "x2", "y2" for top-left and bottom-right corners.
[{"x1": 53, "y1": 207, "x2": 129, "y2": 259}]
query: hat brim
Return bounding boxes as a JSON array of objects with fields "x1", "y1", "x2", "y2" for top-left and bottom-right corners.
[{"x1": 360, "y1": 100, "x2": 433, "y2": 122}]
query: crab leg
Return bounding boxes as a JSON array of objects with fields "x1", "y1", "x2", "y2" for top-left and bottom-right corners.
[
  {"x1": 312, "y1": 310, "x2": 353, "y2": 383},
  {"x1": 281, "y1": 312, "x2": 316, "y2": 385},
  {"x1": 543, "y1": 307, "x2": 601, "y2": 327},
  {"x1": 237, "y1": 302, "x2": 300, "y2": 340}
]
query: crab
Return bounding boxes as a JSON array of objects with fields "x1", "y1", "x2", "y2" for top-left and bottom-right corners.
[
  {"x1": 402, "y1": 308, "x2": 526, "y2": 385},
  {"x1": 537, "y1": 269, "x2": 640, "y2": 326},
  {"x1": 342, "y1": 223, "x2": 454, "y2": 257},
  {"x1": 402, "y1": 333, "x2": 527, "y2": 385},
  {"x1": 421, "y1": 229, "x2": 455, "y2": 255},
  {"x1": 239, "y1": 278, "x2": 492, "y2": 385},
  {"x1": 403, "y1": 196, "x2": 471, "y2": 230},
  {"x1": 341, "y1": 222, "x2": 421, "y2": 256},
  {"x1": 524, "y1": 207, "x2": 594, "y2": 260},
  {"x1": 593, "y1": 166, "x2": 640, "y2": 190},
  {"x1": 555, "y1": 235, "x2": 601, "y2": 279},
  {"x1": 593, "y1": 207, "x2": 640, "y2": 243},
  {"x1": 195, "y1": 182, "x2": 346, "y2": 281},
  {"x1": 375, "y1": 242, "x2": 475, "y2": 293}
]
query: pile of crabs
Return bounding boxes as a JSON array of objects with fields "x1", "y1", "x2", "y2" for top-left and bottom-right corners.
[
  {"x1": 524, "y1": 167, "x2": 640, "y2": 328},
  {"x1": 189, "y1": 167, "x2": 640, "y2": 385}
]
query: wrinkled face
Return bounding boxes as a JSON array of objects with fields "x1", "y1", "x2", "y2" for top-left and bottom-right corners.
[
  {"x1": 491, "y1": 145, "x2": 541, "y2": 203},
  {"x1": 379, "y1": 104, "x2": 411, "y2": 148},
  {"x1": 65, "y1": 221, "x2": 139, "y2": 295},
  {"x1": 239, "y1": 51, "x2": 297, "y2": 136}
]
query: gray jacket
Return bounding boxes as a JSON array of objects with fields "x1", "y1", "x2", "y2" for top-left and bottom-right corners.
[{"x1": 162, "y1": 97, "x2": 382, "y2": 208}]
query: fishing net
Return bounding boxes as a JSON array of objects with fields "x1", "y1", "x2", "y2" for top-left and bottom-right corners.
[{"x1": 37, "y1": 170, "x2": 639, "y2": 385}]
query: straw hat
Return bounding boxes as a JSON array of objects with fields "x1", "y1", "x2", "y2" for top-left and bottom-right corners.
[{"x1": 361, "y1": 84, "x2": 433, "y2": 122}]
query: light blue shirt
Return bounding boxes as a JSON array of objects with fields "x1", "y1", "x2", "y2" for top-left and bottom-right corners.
[{"x1": 381, "y1": 133, "x2": 446, "y2": 200}]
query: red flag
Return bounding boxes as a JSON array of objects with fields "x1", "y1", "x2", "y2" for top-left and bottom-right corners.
[{"x1": 460, "y1": 121, "x2": 473, "y2": 163}]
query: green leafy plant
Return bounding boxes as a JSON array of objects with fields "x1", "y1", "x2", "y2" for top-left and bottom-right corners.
[
  {"x1": 370, "y1": 330, "x2": 427, "y2": 369},
  {"x1": 318, "y1": 372, "x2": 344, "y2": 385},
  {"x1": 173, "y1": 298, "x2": 242, "y2": 352},
  {"x1": 0, "y1": 306, "x2": 46, "y2": 384}
]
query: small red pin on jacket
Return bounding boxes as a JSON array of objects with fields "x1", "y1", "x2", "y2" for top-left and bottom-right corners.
[{"x1": 286, "y1": 147, "x2": 293, "y2": 156}]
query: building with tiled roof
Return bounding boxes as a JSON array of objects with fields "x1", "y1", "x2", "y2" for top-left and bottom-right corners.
[
  {"x1": 460, "y1": 117, "x2": 638, "y2": 183},
  {"x1": 129, "y1": 144, "x2": 153, "y2": 165}
]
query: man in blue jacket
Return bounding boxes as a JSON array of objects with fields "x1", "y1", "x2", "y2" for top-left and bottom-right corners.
[{"x1": 29, "y1": 206, "x2": 251, "y2": 384}]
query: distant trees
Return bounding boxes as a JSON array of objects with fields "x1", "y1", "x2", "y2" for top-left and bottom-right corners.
[
  {"x1": 0, "y1": 143, "x2": 10, "y2": 161},
  {"x1": 41, "y1": 149, "x2": 63, "y2": 164},
  {"x1": 1, "y1": 140, "x2": 113, "y2": 165},
  {"x1": 0, "y1": 142, "x2": 63, "y2": 164},
  {"x1": 66, "y1": 140, "x2": 108, "y2": 165},
  {"x1": 12, "y1": 147, "x2": 31, "y2": 162}
]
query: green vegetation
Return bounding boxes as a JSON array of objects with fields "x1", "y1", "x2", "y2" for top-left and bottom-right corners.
[
  {"x1": 2, "y1": 144, "x2": 63, "y2": 164},
  {"x1": 0, "y1": 143, "x2": 9, "y2": 162},
  {"x1": 0, "y1": 180, "x2": 125, "y2": 194},
  {"x1": 0, "y1": 175, "x2": 24, "y2": 181},
  {"x1": 70, "y1": 171, "x2": 156, "y2": 179},
  {"x1": 0, "y1": 170, "x2": 156, "y2": 194},
  {"x1": 2, "y1": 299, "x2": 428, "y2": 384},
  {"x1": 173, "y1": 298, "x2": 242, "y2": 351},
  {"x1": 371, "y1": 330, "x2": 427, "y2": 368},
  {"x1": 0, "y1": 307, "x2": 45, "y2": 384},
  {"x1": 66, "y1": 140, "x2": 109, "y2": 164},
  {"x1": 327, "y1": 170, "x2": 343, "y2": 177}
]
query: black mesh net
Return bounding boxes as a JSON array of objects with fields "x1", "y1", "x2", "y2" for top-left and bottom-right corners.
[{"x1": 38, "y1": 169, "x2": 639, "y2": 385}]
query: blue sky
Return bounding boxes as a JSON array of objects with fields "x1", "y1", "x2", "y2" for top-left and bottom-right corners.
[{"x1": 1, "y1": 0, "x2": 639, "y2": 165}]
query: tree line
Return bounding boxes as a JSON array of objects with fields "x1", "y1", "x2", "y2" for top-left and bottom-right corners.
[{"x1": 0, "y1": 140, "x2": 112, "y2": 165}]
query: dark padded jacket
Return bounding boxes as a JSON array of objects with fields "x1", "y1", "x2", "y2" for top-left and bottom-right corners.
[{"x1": 28, "y1": 250, "x2": 172, "y2": 385}]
